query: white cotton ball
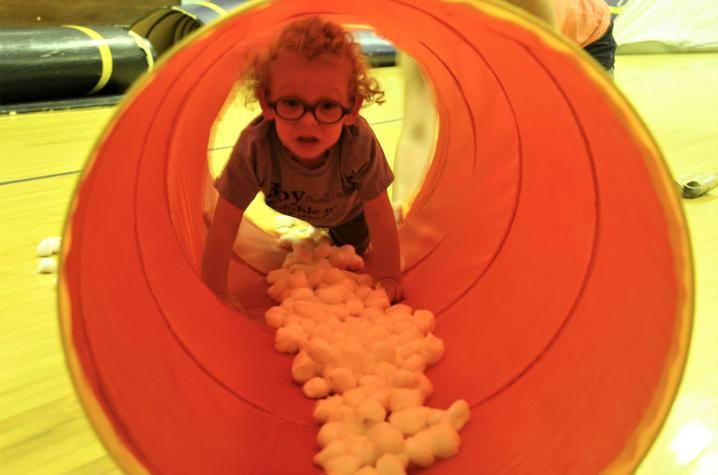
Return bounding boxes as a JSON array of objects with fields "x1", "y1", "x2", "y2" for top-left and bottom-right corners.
[
  {"x1": 356, "y1": 398, "x2": 387, "y2": 426},
  {"x1": 343, "y1": 317, "x2": 363, "y2": 333},
  {"x1": 327, "y1": 304, "x2": 351, "y2": 322},
  {"x1": 306, "y1": 266, "x2": 324, "y2": 289},
  {"x1": 304, "y1": 268, "x2": 324, "y2": 289},
  {"x1": 445, "y1": 399, "x2": 471, "y2": 431},
  {"x1": 388, "y1": 388, "x2": 424, "y2": 413},
  {"x1": 342, "y1": 386, "x2": 369, "y2": 408},
  {"x1": 386, "y1": 304, "x2": 412, "y2": 317},
  {"x1": 429, "y1": 422, "x2": 460, "y2": 458},
  {"x1": 369, "y1": 342, "x2": 397, "y2": 365},
  {"x1": 280, "y1": 297, "x2": 295, "y2": 313},
  {"x1": 355, "y1": 285, "x2": 372, "y2": 301},
  {"x1": 264, "y1": 307, "x2": 286, "y2": 329},
  {"x1": 329, "y1": 250, "x2": 350, "y2": 269},
  {"x1": 348, "y1": 254, "x2": 364, "y2": 271},
  {"x1": 287, "y1": 269, "x2": 309, "y2": 289},
  {"x1": 318, "y1": 285, "x2": 346, "y2": 305},
  {"x1": 267, "y1": 280, "x2": 288, "y2": 301},
  {"x1": 356, "y1": 273, "x2": 374, "y2": 287},
  {"x1": 36, "y1": 257, "x2": 58, "y2": 274},
  {"x1": 338, "y1": 273, "x2": 357, "y2": 291},
  {"x1": 395, "y1": 452, "x2": 410, "y2": 469},
  {"x1": 324, "y1": 267, "x2": 345, "y2": 284},
  {"x1": 355, "y1": 467, "x2": 379, "y2": 475},
  {"x1": 397, "y1": 328, "x2": 423, "y2": 345},
  {"x1": 291, "y1": 351, "x2": 322, "y2": 384},
  {"x1": 374, "y1": 361, "x2": 398, "y2": 379},
  {"x1": 283, "y1": 313, "x2": 301, "y2": 327},
  {"x1": 293, "y1": 299, "x2": 319, "y2": 319},
  {"x1": 300, "y1": 318, "x2": 318, "y2": 334},
  {"x1": 365, "y1": 287, "x2": 388, "y2": 300},
  {"x1": 366, "y1": 422, "x2": 405, "y2": 456},
  {"x1": 311, "y1": 323, "x2": 333, "y2": 341},
  {"x1": 412, "y1": 309, "x2": 436, "y2": 334},
  {"x1": 405, "y1": 431, "x2": 435, "y2": 467},
  {"x1": 392, "y1": 320, "x2": 412, "y2": 336},
  {"x1": 387, "y1": 369, "x2": 419, "y2": 389},
  {"x1": 327, "y1": 405, "x2": 358, "y2": 426},
  {"x1": 288, "y1": 287, "x2": 315, "y2": 301},
  {"x1": 314, "y1": 240, "x2": 333, "y2": 259},
  {"x1": 341, "y1": 340, "x2": 367, "y2": 370},
  {"x1": 363, "y1": 325, "x2": 392, "y2": 344},
  {"x1": 318, "y1": 421, "x2": 347, "y2": 448},
  {"x1": 393, "y1": 354, "x2": 407, "y2": 372},
  {"x1": 306, "y1": 337, "x2": 337, "y2": 366},
  {"x1": 426, "y1": 408, "x2": 445, "y2": 426},
  {"x1": 396, "y1": 340, "x2": 418, "y2": 361},
  {"x1": 345, "y1": 297, "x2": 364, "y2": 316},
  {"x1": 360, "y1": 357, "x2": 379, "y2": 376},
  {"x1": 324, "y1": 454, "x2": 363, "y2": 475},
  {"x1": 345, "y1": 434, "x2": 377, "y2": 466},
  {"x1": 373, "y1": 388, "x2": 392, "y2": 411},
  {"x1": 358, "y1": 374, "x2": 385, "y2": 389},
  {"x1": 274, "y1": 324, "x2": 304, "y2": 354},
  {"x1": 325, "y1": 367, "x2": 357, "y2": 393},
  {"x1": 420, "y1": 333, "x2": 445, "y2": 365},
  {"x1": 303, "y1": 377, "x2": 330, "y2": 399},
  {"x1": 314, "y1": 439, "x2": 348, "y2": 468},
  {"x1": 417, "y1": 374, "x2": 434, "y2": 399},
  {"x1": 314, "y1": 395, "x2": 345, "y2": 424},
  {"x1": 365, "y1": 294, "x2": 390, "y2": 310},
  {"x1": 388, "y1": 406, "x2": 430, "y2": 437},
  {"x1": 375, "y1": 453, "x2": 407, "y2": 475},
  {"x1": 400, "y1": 354, "x2": 426, "y2": 373},
  {"x1": 36, "y1": 237, "x2": 61, "y2": 257},
  {"x1": 339, "y1": 244, "x2": 356, "y2": 257},
  {"x1": 329, "y1": 330, "x2": 348, "y2": 344}
]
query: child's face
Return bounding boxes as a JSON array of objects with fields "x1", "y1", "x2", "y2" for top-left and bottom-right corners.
[{"x1": 261, "y1": 52, "x2": 360, "y2": 164}]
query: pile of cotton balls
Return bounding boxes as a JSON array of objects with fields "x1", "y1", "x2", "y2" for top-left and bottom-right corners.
[
  {"x1": 36, "y1": 236, "x2": 61, "y2": 274},
  {"x1": 263, "y1": 237, "x2": 470, "y2": 475}
]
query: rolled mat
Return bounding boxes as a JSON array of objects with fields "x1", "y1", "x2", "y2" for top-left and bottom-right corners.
[
  {"x1": 129, "y1": 0, "x2": 396, "y2": 65},
  {"x1": 0, "y1": 26, "x2": 155, "y2": 105},
  {"x1": 60, "y1": 0, "x2": 693, "y2": 474}
]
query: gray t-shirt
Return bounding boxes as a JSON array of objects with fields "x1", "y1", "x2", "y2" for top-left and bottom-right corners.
[{"x1": 215, "y1": 115, "x2": 394, "y2": 227}]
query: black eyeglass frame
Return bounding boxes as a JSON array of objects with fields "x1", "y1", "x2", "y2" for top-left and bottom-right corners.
[{"x1": 266, "y1": 96, "x2": 353, "y2": 124}]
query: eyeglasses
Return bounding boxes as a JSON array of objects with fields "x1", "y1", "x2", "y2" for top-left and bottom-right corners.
[{"x1": 267, "y1": 96, "x2": 352, "y2": 124}]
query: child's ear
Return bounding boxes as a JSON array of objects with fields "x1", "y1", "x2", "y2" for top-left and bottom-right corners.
[
  {"x1": 343, "y1": 96, "x2": 363, "y2": 125},
  {"x1": 257, "y1": 88, "x2": 275, "y2": 120}
]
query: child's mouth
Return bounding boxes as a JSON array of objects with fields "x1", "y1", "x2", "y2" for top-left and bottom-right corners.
[{"x1": 297, "y1": 136, "x2": 319, "y2": 144}]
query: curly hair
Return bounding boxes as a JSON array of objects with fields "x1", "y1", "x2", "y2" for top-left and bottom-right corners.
[{"x1": 242, "y1": 16, "x2": 385, "y2": 106}]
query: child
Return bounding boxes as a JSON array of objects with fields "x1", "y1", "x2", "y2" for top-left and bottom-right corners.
[{"x1": 202, "y1": 16, "x2": 404, "y2": 312}]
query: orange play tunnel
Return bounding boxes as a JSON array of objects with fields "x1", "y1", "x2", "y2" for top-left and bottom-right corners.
[{"x1": 60, "y1": 0, "x2": 693, "y2": 473}]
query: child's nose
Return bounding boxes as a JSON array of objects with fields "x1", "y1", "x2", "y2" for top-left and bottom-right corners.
[{"x1": 298, "y1": 109, "x2": 319, "y2": 126}]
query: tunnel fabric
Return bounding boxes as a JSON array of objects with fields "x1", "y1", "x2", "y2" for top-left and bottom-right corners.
[{"x1": 60, "y1": 0, "x2": 692, "y2": 474}]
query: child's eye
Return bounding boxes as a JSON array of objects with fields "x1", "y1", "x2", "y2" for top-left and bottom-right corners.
[
  {"x1": 318, "y1": 101, "x2": 340, "y2": 111},
  {"x1": 279, "y1": 98, "x2": 301, "y2": 109}
]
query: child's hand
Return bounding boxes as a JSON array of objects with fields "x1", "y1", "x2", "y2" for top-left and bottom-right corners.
[
  {"x1": 376, "y1": 277, "x2": 405, "y2": 303},
  {"x1": 218, "y1": 292, "x2": 246, "y2": 313}
]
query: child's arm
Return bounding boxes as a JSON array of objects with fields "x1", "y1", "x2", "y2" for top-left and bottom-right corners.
[
  {"x1": 202, "y1": 195, "x2": 245, "y2": 311},
  {"x1": 363, "y1": 191, "x2": 404, "y2": 303}
]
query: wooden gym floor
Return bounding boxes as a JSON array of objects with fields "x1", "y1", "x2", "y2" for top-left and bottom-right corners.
[{"x1": 1, "y1": 54, "x2": 716, "y2": 474}]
